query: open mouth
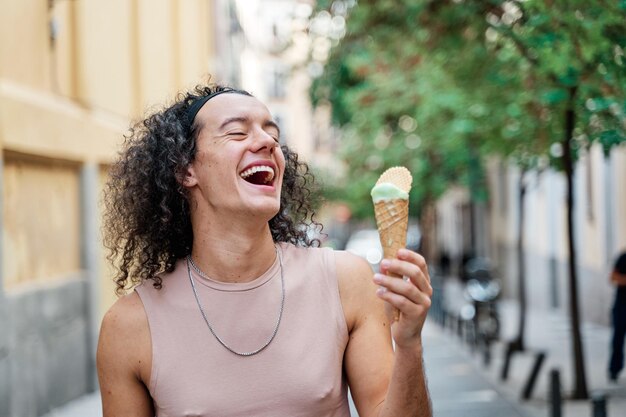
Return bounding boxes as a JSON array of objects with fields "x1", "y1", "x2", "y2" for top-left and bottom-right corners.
[{"x1": 239, "y1": 165, "x2": 275, "y2": 186}]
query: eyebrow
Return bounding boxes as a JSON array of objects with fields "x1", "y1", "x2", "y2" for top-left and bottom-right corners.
[{"x1": 219, "y1": 116, "x2": 281, "y2": 136}]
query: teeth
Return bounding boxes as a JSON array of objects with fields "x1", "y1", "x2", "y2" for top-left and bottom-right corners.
[{"x1": 239, "y1": 165, "x2": 275, "y2": 182}]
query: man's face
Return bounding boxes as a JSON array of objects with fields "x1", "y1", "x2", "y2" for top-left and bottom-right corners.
[{"x1": 184, "y1": 93, "x2": 285, "y2": 221}]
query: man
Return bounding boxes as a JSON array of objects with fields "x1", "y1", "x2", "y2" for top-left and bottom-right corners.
[
  {"x1": 97, "y1": 84, "x2": 433, "y2": 416},
  {"x1": 609, "y1": 251, "x2": 626, "y2": 382}
]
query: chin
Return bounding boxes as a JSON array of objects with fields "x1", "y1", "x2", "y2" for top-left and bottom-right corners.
[{"x1": 246, "y1": 202, "x2": 281, "y2": 221}]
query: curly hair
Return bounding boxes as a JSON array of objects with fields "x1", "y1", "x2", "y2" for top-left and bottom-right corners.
[{"x1": 103, "y1": 83, "x2": 322, "y2": 295}]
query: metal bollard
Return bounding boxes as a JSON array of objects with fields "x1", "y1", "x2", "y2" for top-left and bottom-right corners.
[
  {"x1": 522, "y1": 351, "x2": 546, "y2": 400},
  {"x1": 501, "y1": 342, "x2": 514, "y2": 380},
  {"x1": 591, "y1": 393, "x2": 607, "y2": 417},
  {"x1": 550, "y1": 369, "x2": 562, "y2": 417}
]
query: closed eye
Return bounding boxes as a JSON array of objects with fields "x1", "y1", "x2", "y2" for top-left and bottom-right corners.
[{"x1": 266, "y1": 130, "x2": 280, "y2": 143}]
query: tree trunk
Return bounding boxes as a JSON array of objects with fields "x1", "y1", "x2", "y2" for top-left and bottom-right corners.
[
  {"x1": 563, "y1": 85, "x2": 588, "y2": 400},
  {"x1": 512, "y1": 168, "x2": 527, "y2": 351}
]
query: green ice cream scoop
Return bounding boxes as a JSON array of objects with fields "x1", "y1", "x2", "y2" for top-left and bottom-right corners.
[{"x1": 370, "y1": 182, "x2": 409, "y2": 203}]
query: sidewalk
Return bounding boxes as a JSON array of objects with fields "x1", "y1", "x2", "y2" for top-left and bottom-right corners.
[
  {"x1": 40, "y1": 392, "x2": 101, "y2": 417},
  {"x1": 40, "y1": 320, "x2": 535, "y2": 417},
  {"x1": 483, "y1": 300, "x2": 626, "y2": 417},
  {"x1": 423, "y1": 320, "x2": 536, "y2": 417},
  {"x1": 439, "y1": 276, "x2": 626, "y2": 417}
]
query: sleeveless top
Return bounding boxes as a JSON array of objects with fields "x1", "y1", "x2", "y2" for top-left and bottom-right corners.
[{"x1": 135, "y1": 243, "x2": 351, "y2": 417}]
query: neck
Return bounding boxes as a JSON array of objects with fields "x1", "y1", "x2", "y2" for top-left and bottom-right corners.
[{"x1": 190, "y1": 217, "x2": 278, "y2": 284}]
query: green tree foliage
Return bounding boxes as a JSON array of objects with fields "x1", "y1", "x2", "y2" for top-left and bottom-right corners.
[
  {"x1": 309, "y1": 0, "x2": 625, "y2": 217},
  {"x1": 309, "y1": 0, "x2": 625, "y2": 399}
]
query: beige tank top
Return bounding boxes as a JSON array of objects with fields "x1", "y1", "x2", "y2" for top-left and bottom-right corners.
[{"x1": 135, "y1": 243, "x2": 351, "y2": 417}]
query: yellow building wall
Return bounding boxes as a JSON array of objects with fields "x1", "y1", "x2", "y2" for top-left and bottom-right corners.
[
  {"x1": 0, "y1": 81, "x2": 124, "y2": 162},
  {"x1": 1, "y1": 0, "x2": 219, "y2": 316},
  {"x1": 75, "y1": 0, "x2": 138, "y2": 117},
  {"x1": 51, "y1": 0, "x2": 79, "y2": 98},
  {"x1": 137, "y1": 0, "x2": 178, "y2": 109},
  {"x1": 0, "y1": 0, "x2": 51, "y2": 90},
  {"x1": 2, "y1": 153, "x2": 81, "y2": 288},
  {"x1": 177, "y1": 0, "x2": 212, "y2": 89}
]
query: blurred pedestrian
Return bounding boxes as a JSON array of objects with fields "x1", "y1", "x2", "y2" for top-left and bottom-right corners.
[
  {"x1": 609, "y1": 250, "x2": 626, "y2": 382},
  {"x1": 97, "y1": 83, "x2": 433, "y2": 416}
]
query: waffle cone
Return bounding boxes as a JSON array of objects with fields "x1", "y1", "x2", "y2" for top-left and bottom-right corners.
[
  {"x1": 376, "y1": 166, "x2": 412, "y2": 192},
  {"x1": 374, "y1": 199, "x2": 409, "y2": 259},
  {"x1": 374, "y1": 200, "x2": 407, "y2": 322},
  {"x1": 372, "y1": 166, "x2": 412, "y2": 322}
]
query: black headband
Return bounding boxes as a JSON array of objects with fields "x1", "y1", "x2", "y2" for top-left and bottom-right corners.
[{"x1": 186, "y1": 89, "x2": 247, "y2": 126}]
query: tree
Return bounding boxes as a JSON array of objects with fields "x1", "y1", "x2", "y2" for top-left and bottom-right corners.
[
  {"x1": 308, "y1": 0, "x2": 625, "y2": 399},
  {"x1": 485, "y1": 0, "x2": 625, "y2": 398},
  {"x1": 308, "y1": 1, "x2": 509, "y2": 261}
]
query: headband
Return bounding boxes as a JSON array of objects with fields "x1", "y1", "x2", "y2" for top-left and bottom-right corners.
[{"x1": 186, "y1": 89, "x2": 246, "y2": 126}]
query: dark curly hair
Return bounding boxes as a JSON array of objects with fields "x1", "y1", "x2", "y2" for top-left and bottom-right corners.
[{"x1": 103, "y1": 83, "x2": 322, "y2": 295}]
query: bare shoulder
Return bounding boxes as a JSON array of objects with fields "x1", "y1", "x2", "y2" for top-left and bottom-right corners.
[
  {"x1": 334, "y1": 250, "x2": 378, "y2": 330},
  {"x1": 97, "y1": 291, "x2": 151, "y2": 382},
  {"x1": 100, "y1": 291, "x2": 149, "y2": 345},
  {"x1": 97, "y1": 290, "x2": 154, "y2": 416}
]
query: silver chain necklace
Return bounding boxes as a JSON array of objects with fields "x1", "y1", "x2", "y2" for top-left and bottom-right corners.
[{"x1": 186, "y1": 247, "x2": 285, "y2": 356}]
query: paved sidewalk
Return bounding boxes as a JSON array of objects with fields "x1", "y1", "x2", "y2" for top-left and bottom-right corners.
[
  {"x1": 439, "y1": 276, "x2": 626, "y2": 417},
  {"x1": 40, "y1": 392, "x2": 101, "y2": 417},
  {"x1": 480, "y1": 300, "x2": 626, "y2": 417},
  {"x1": 423, "y1": 320, "x2": 536, "y2": 417}
]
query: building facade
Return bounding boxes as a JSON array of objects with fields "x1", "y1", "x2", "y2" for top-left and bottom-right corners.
[
  {"x1": 235, "y1": 0, "x2": 317, "y2": 159},
  {"x1": 0, "y1": 1, "x2": 223, "y2": 415},
  {"x1": 436, "y1": 144, "x2": 626, "y2": 326}
]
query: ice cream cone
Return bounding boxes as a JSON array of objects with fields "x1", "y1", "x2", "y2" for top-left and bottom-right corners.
[
  {"x1": 371, "y1": 167, "x2": 412, "y2": 322},
  {"x1": 374, "y1": 199, "x2": 409, "y2": 259}
]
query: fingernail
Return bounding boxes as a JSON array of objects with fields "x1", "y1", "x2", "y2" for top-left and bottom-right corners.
[
  {"x1": 380, "y1": 259, "x2": 391, "y2": 269},
  {"x1": 398, "y1": 248, "x2": 409, "y2": 258},
  {"x1": 376, "y1": 287, "x2": 386, "y2": 296},
  {"x1": 373, "y1": 274, "x2": 384, "y2": 284}
]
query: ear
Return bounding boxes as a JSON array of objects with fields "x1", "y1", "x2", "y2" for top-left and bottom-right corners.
[{"x1": 181, "y1": 165, "x2": 198, "y2": 188}]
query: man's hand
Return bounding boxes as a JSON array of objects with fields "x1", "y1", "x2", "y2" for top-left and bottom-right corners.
[{"x1": 373, "y1": 248, "x2": 433, "y2": 348}]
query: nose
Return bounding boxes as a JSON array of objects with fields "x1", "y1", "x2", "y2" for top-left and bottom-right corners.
[{"x1": 250, "y1": 127, "x2": 278, "y2": 153}]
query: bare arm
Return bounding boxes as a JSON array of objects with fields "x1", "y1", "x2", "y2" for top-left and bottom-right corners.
[
  {"x1": 337, "y1": 249, "x2": 432, "y2": 417},
  {"x1": 337, "y1": 252, "x2": 393, "y2": 417},
  {"x1": 374, "y1": 250, "x2": 432, "y2": 417},
  {"x1": 97, "y1": 292, "x2": 154, "y2": 417}
]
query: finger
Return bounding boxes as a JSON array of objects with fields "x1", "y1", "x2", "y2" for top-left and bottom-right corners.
[
  {"x1": 380, "y1": 258, "x2": 432, "y2": 295},
  {"x1": 380, "y1": 258, "x2": 421, "y2": 279},
  {"x1": 411, "y1": 273, "x2": 433, "y2": 298},
  {"x1": 374, "y1": 273, "x2": 422, "y2": 304},
  {"x1": 397, "y1": 249, "x2": 430, "y2": 280},
  {"x1": 376, "y1": 286, "x2": 432, "y2": 315},
  {"x1": 403, "y1": 264, "x2": 433, "y2": 297}
]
